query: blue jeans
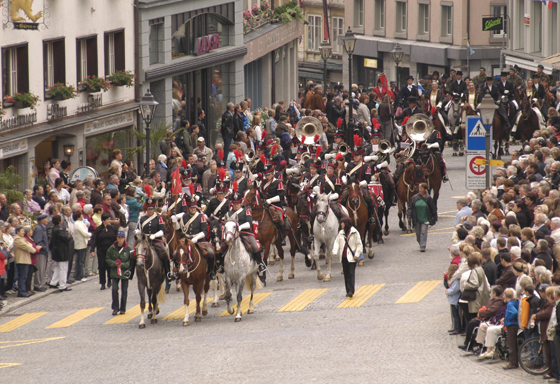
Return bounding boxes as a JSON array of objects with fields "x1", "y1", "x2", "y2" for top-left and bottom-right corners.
[
  {"x1": 16, "y1": 264, "x2": 29, "y2": 295},
  {"x1": 450, "y1": 304, "x2": 462, "y2": 332},
  {"x1": 74, "y1": 249, "x2": 87, "y2": 280}
]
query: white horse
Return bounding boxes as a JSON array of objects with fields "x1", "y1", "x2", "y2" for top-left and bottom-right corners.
[
  {"x1": 312, "y1": 194, "x2": 339, "y2": 282},
  {"x1": 223, "y1": 219, "x2": 263, "y2": 322}
]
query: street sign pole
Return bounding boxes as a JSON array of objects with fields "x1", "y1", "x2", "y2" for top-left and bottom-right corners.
[{"x1": 485, "y1": 125, "x2": 491, "y2": 190}]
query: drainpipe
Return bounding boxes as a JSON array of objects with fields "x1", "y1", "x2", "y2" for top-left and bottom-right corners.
[
  {"x1": 134, "y1": 0, "x2": 141, "y2": 171},
  {"x1": 467, "y1": 0, "x2": 470, "y2": 75}
]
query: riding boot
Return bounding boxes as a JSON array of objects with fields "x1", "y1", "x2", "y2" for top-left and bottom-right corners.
[
  {"x1": 207, "y1": 256, "x2": 216, "y2": 280},
  {"x1": 163, "y1": 257, "x2": 172, "y2": 280},
  {"x1": 280, "y1": 223, "x2": 287, "y2": 246},
  {"x1": 253, "y1": 250, "x2": 266, "y2": 275},
  {"x1": 308, "y1": 212, "x2": 316, "y2": 243},
  {"x1": 434, "y1": 151, "x2": 449, "y2": 183}
]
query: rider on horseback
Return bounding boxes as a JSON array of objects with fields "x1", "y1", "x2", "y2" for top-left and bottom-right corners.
[
  {"x1": 424, "y1": 128, "x2": 449, "y2": 183},
  {"x1": 205, "y1": 182, "x2": 230, "y2": 222},
  {"x1": 173, "y1": 195, "x2": 217, "y2": 280},
  {"x1": 366, "y1": 128, "x2": 397, "y2": 206},
  {"x1": 483, "y1": 76, "x2": 511, "y2": 131},
  {"x1": 231, "y1": 161, "x2": 249, "y2": 196},
  {"x1": 138, "y1": 198, "x2": 173, "y2": 280},
  {"x1": 261, "y1": 163, "x2": 288, "y2": 246}
]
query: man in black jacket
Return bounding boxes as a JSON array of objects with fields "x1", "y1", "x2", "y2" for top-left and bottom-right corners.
[
  {"x1": 0, "y1": 194, "x2": 8, "y2": 222},
  {"x1": 481, "y1": 249, "x2": 498, "y2": 285},
  {"x1": 221, "y1": 102, "x2": 236, "y2": 160},
  {"x1": 449, "y1": 71, "x2": 467, "y2": 99}
]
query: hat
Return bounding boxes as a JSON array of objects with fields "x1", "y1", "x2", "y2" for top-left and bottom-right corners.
[
  {"x1": 509, "y1": 66, "x2": 516, "y2": 71},
  {"x1": 352, "y1": 146, "x2": 365, "y2": 156},
  {"x1": 423, "y1": 75, "x2": 431, "y2": 80},
  {"x1": 279, "y1": 115, "x2": 288, "y2": 121},
  {"x1": 326, "y1": 160, "x2": 337, "y2": 169},
  {"x1": 432, "y1": 70, "x2": 440, "y2": 76},
  {"x1": 145, "y1": 198, "x2": 156, "y2": 208},
  {"x1": 371, "y1": 128, "x2": 381, "y2": 137},
  {"x1": 230, "y1": 192, "x2": 243, "y2": 204},
  {"x1": 408, "y1": 96, "x2": 418, "y2": 104},
  {"x1": 390, "y1": 80, "x2": 396, "y2": 85},
  {"x1": 311, "y1": 159, "x2": 322, "y2": 169},
  {"x1": 231, "y1": 161, "x2": 243, "y2": 172},
  {"x1": 480, "y1": 67, "x2": 486, "y2": 71},
  {"x1": 197, "y1": 137, "x2": 205, "y2": 142},
  {"x1": 256, "y1": 140, "x2": 267, "y2": 150},
  {"x1": 500, "y1": 71, "x2": 508, "y2": 77},
  {"x1": 263, "y1": 164, "x2": 275, "y2": 175},
  {"x1": 185, "y1": 195, "x2": 198, "y2": 207},
  {"x1": 462, "y1": 221, "x2": 474, "y2": 231},
  {"x1": 406, "y1": 75, "x2": 414, "y2": 80},
  {"x1": 83, "y1": 204, "x2": 93, "y2": 214},
  {"x1": 297, "y1": 145, "x2": 308, "y2": 153},
  {"x1": 216, "y1": 182, "x2": 229, "y2": 193},
  {"x1": 182, "y1": 167, "x2": 193, "y2": 179},
  {"x1": 486, "y1": 76, "x2": 494, "y2": 81},
  {"x1": 538, "y1": 64, "x2": 544, "y2": 69},
  {"x1": 456, "y1": 71, "x2": 463, "y2": 76},
  {"x1": 334, "y1": 129, "x2": 345, "y2": 137},
  {"x1": 37, "y1": 214, "x2": 48, "y2": 221},
  {"x1": 441, "y1": 74, "x2": 449, "y2": 79},
  {"x1": 450, "y1": 69, "x2": 456, "y2": 73},
  {"x1": 377, "y1": 79, "x2": 382, "y2": 84},
  {"x1": 117, "y1": 229, "x2": 126, "y2": 237},
  {"x1": 158, "y1": 154, "x2": 167, "y2": 162}
]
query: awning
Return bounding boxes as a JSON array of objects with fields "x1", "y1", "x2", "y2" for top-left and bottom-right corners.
[
  {"x1": 543, "y1": 53, "x2": 560, "y2": 71},
  {"x1": 298, "y1": 70, "x2": 323, "y2": 80},
  {"x1": 505, "y1": 55, "x2": 553, "y2": 74}
]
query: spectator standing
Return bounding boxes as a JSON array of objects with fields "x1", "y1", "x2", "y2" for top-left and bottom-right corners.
[
  {"x1": 90, "y1": 213, "x2": 118, "y2": 290},
  {"x1": 48, "y1": 158, "x2": 61, "y2": 188},
  {"x1": 14, "y1": 225, "x2": 39, "y2": 297},
  {"x1": 407, "y1": 183, "x2": 438, "y2": 252},
  {"x1": 32, "y1": 185, "x2": 47, "y2": 210},
  {"x1": 32, "y1": 214, "x2": 49, "y2": 292},
  {"x1": 72, "y1": 210, "x2": 91, "y2": 282},
  {"x1": 221, "y1": 102, "x2": 236, "y2": 160},
  {"x1": 125, "y1": 187, "x2": 142, "y2": 247},
  {"x1": 0, "y1": 194, "x2": 8, "y2": 221},
  {"x1": 50, "y1": 215, "x2": 73, "y2": 292},
  {"x1": 503, "y1": 288, "x2": 520, "y2": 369},
  {"x1": 106, "y1": 229, "x2": 131, "y2": 315},
  {"x1": 454, "y1": 199, "x2": 473, "y2": 226},
  {"x1": 332, "y1": 217, "x2": 363, "y2": 298}
]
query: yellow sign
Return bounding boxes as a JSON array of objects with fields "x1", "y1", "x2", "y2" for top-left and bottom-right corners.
[
  {"x1": 474, "y1": 158, "x2": 504, "y2": 167},
  {"x1": 364, "y1": 58, "x2": 378, "y2": 68}
]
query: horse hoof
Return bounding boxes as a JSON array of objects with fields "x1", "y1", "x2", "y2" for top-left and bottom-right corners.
[
  {"x1": 401, "y1": 227, "x2": 406, "y2": 232},
  {"x1": 377, "y1": 239, "x2": 384, "y2": 245},
  {"x1": 358, "y1": 261, "x2": 364, "y2": 266},
  {"x1": 151, "y1": 319, "x2": 157, "y2": 324},
  {"x1": 275, "y1": 256, "x2": 280, "y2": 261},
  {"x1": 227, "y1": 308, "x2": 234, "y2": 315},
  {"x1": 235, "y1": 317, "x2": 242, "y2": 322},
  {"x1": 176, "y1": 287, "x2": 181, "y2": 292},
  {"x1": 202, "y1": 310, "x2": 208, "y2": 316},
  {"x1": 268, "y1": 260, "x2": 275, "y2": 265},
  {"x1": 195, "y1": 317, "x2": 201, "y2": 322},
  {"x1": 368, "y1": 252, "x2": 374, "y2": 259},
  {"x1": 317, "y1": 274, "x2": 324, "y2": 280},
  {"x1": 383, "y1": 229, "x2": 389, "y2": 236},
  {"x1": 288, "y1": 273, "x2": 294, "y2": 279},
  {"x1": 247, "y1": 309, "x2": 255, "y2": 314},
  {"x1": 211, "y1": 302, "x2": 219, "y2": 308},
  {"x1": 319, "y1": 253, "x2": 325, "y2": 260},
  {"x1": 324, "y1": 276, "x2": 331, "y2": 282},
  {"x1": 452, "y1": 153, "x2": 457, "y2": 157},
  {"x1": 147, "y1": 314, "x2": 152, "y2": 320},
  {"x1": 183, "y1": 321, "x2": 190, "y2": 326},
  {"x1": 219, "y1": 294, "x2": 226, "y2": 300},
  {"x1": 277, "y1": 276, "x2": 283, "y2": 282},
  {"x1": 139, "y1": 324, "x2": 146, "y2": 329}
]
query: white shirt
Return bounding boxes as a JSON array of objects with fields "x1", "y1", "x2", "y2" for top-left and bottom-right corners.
[{"x1": 56, "y1": 188, "x2": 71, "y2": 204}]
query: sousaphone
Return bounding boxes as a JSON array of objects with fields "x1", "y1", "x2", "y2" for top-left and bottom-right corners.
[
  {"x1": 405, "y1": 114, "x2": 434, "y2": 142},
  {"x1": 296, "y1": 117, "x2": 321, "y2": 145}
]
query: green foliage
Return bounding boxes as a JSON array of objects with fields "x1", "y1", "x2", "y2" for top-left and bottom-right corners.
[
  {"x1": 80, "y1": 76, "x2": 111, "y2": 92},
  {"x1": 125, "y1": 120, "x2": 184, "y2": 160},
  {"x1": 0, "y1": 166, "x2": 24, "y2": 204},
  {"x1": 273, "y1": 0, "x2": 303, "y2": 24},
  {"x1": 48, "y1": 83, "x2": 78, "y2": 100},
  {"x1": 106, "y1": 70, "x2": 135, "y2": 87}
]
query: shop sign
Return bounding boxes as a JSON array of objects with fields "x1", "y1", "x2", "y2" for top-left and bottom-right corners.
[
  {"x1": 84, "y1": 112, "x2": 134, "y2": 135},
  {"x1": 4, "y1": 0, "x2": 47, "y2": 30},
  {"x1": 47, "y1": 103, "x2": 68, "y2": 121},
  {"x1": 524, "y1": 14, "x2": 530, "y2": 25},
  {"x1": 364, "y1": 58, "x2": 378, "y2": 68},
  {"x1": 482, "y1": 17, "x2": 503, "y2": 31},
  {"x1": 77, "y1": 92, "x2": 103, "y2": 114},
  {"x1": 0, "y1": 139, "x2": 28, "y2": 160},
  {"x1": 0, "y1": 110, "x2": 37, "y2": 133},
  {"x1": 194, "y1": 34, "x2": 220, "y2": 55}
]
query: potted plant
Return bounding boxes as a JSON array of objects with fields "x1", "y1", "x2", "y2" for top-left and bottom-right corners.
[
  {"x1": 106, "y1": 70, "x2": 135, "y2": 87},
  {"x1": 0, "y1": 107, "x2": 5, "y2": 117},
  {"x1": 47, "y1": 83, "x2": 78, "y2": 100},
  {"x1": 6, "y1": 92, "x2": 40, "y2": 109},
  {"x1": 79, "y1": 76, "x2": 111, "y2": 92}
]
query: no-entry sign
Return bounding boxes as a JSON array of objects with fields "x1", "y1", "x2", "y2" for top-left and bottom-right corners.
[{"x1": 466, "y1": 153, "x2": 487, "y2": 189}]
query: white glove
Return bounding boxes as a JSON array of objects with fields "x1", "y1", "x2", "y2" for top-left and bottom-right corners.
[
  {"x1": 134, "y1": 229, "x2": 140, "y2": 235},
  {"x1": 310, "y1": 193, "x2": 316, "y2": 199},
  {"x1": 149, "y1": 234, "x2": 155, "y2": 240},
  {"x1": 286, "y1": 167, "x2": 300, "y2": 176},
  {"x1": 376, "y1": 161, "x2": 388, "y2": 169},
  {"x1": 161, "y1": 205, "x2": 168, "y2": 213},
  {"x1": 342, "y1": 176, "x2": 348, "y2": 185},
  {"x1": 239, "y1": 222, "x2": 251, "y2": 231},
  {"x1": 363, "y1": 155, "x2": 378, "y2": 163},
  {"x1": 325, "y1": 153, "x2": 336, "y2": 160},
  {"x1": 191, "y1": 232, "x2": 205, "y2": 244},
  {"x1": 427, "y1": 142, "x2": 439, "y2": 149},
  {"x1": 195, "y1": 195, "x2": 200, "y2": 201},
  {"x1": 329, "y1": 193, "x2": 339, "y2": 201},
  {"x1": 313, "y1": 186, "x2": 320, "y2": 195},
  {"x1": 504, "y1": 90, "x2": 509, "y2": 95},
  {"x1": 266, "y1": 196, "x2": 280, "y2": 204},
  {"x1": 359, "y1": 180, "x2": 367, "y2": 188},
  {"x1": 209, "y1": 188, "x2": 215, "y2": 195},
  {"x1": 171, "y1": 216, "x2": 178, "y2": 223},
  {"x1": 151, "y1": 230, "x2": 164, "y2": 240},
  {"x1": 176, "y1": 212, "x2": 185, "y2": 220}
]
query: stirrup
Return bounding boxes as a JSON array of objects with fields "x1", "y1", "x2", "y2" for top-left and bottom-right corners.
[
  {"x1": 167, "y1": 272, "x2": 175, "y2": 280},
  {"x1": 443, "y1": 174, "x2": 449, "y2": 182},
  {"x1": 308, "y1": 235, "x2": 314, "y2": 243},
  {"x1": 258, "y1": 262, "x2": 266, "y2": 276}
]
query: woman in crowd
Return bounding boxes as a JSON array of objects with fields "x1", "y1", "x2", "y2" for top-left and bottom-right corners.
[
  {"x1": 50, "y1": 215, "x2": 73, "y2": 292},
  {"x1": 54, "y1": 177, "x2": 70, "y2": 204},
  {"x1": 13, "y1": 225, "x2": 39, "y2": 297},
  {"x1": 446, "y1": 264, "x2": 462, "y2": 334},
  {"x1": 90, "y1": 213, "x2": 118, "y2": 290},
  {"x1": 332, "y1": 217, "x2": 363, "y2": 298},
  {"x1": 463, "y1": 254, "x2": 491, "y2": 319},
  {"x1": 22, "y1": 189, "x2": 42, "y2": 214},
  {"x1": 73, "y1": 210, "x2": 91, "y2": 282},
  {"x1": 23, "y1": 225, "x2": 38, "y2": 296},
  {"x1": 407, "y1": 182, "x2": 438, "y2": 252},
  {"x1": 106, "y1": 228, "x2": 132, "y2": 316}
]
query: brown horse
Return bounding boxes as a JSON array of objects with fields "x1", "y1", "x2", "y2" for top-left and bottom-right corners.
[
  {"x1": 396, "y1": 161, "x2": 425, "y2": 233},
  {"x1": 175, "y1": 238, "x2": 210, "y2": 326},
  {"x1": 516, "y1": 94, "x2": 541, "y2": 143},
  {"x1": 243, "y1": 186, "x2": 306, "y2": 282},
  {"x1": 346, "y1": 182, "x2": 375, "y2": 261},
  {"x1": 417, "y1": 148, "x2": 442, "y2": 209},
  {"x1": 163, "y1": 209, "x2": 183, "y2": 293}
]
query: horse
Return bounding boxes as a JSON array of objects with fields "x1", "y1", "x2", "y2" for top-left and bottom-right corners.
[
  {"x1": 312, "y1": 194, "x2": 339, "y2": 281},
  {"x1": 490, "y1": 102, "x2": 511, "y2": 160},
  {"x1": 420, "y1": 95, "x2": 451, "y2": 146},
  {"x1": 445, "y1": 95, "x2": 464, "y2": 156},
  {"x1": 208, "y1": 218, "x2": 226, "y2": 305},
  {"x1": 223, "y1": 219, "x2": 263, "y2": 322},
  {"x1": 162, "y1": 211, "x2": 183, "y2": 293},
  {"x1": 244, "y1": 186, "x2": 307, "y2": 282},
  {"x1": 396, "y1": 162, "x2": 425, "y2": 233},
  {"x1": 417, "y1": 148, "x2": 443, "y2": 209},
  {"x1": 345, "y1": 182, "x2": 375, "y2": 261},
  {"x1": 294, "y1": 191, "x2": 313, "y2": 267},
  {"x1": 370, "y1": 174, "x2": 392, "y2": 236},
  {"x1": 175, "y1": 238, "x2": 210, "y2": 326},
  {"x1": 515, "y1": 94, "x2": 542, "y2": 144},
  {"x1": 134, "y1": 233, "x2": 167, "y2": 329}
]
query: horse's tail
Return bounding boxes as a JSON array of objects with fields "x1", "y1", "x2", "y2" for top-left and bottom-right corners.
[
  {"x1": 245, "y1": 274, "x2": 263, "y2": 291},
  {"x1": 157, "y1": 282, "x2": 167, "y2": 304}
]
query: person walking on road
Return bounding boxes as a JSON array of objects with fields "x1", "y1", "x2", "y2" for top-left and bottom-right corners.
[
  {"x1": 106, "y1": 229, "x2": 131, "y2": 315},
  {"x1": 407, "y1": 182, "x2": 438, "y2": 252},
  {"x1": 332, "y1": 217, "x2": 363, "y2": 298},
  {"x1": 90, "y1": 213, "x2": 118, "y2": 290}
]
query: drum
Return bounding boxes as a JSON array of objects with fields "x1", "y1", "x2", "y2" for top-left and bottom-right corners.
[{"x1": 368, "y1": 182, "x2": 384, "y2": 200}]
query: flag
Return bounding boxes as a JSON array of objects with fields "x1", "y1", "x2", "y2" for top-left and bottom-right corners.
[
  {"x1": 417, "y1": 83, "x2": 426, "y2": 96},
  {"x1": 322, "y1": 0, "x2": 330, "y2": 42},
  {"x1": 540, "y1": 0, "x2": 554, "y2": 10},
  {"x1": 171, "y1": 166, "x2": 182, "y2": 195},
  {"x1": 379, "y1": 73, "x2": 394, "y2": 99}
]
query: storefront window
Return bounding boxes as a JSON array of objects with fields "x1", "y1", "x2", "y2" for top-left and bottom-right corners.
[
  {"x1": 86, "y1": 127, "x2": 132, "y2": 181},
  {"x1": 172, "y1": 14, "x2": 230, "y2": 59}
]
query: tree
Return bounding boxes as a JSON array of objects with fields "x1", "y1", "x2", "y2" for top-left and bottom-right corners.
[
  {"x1": 0, "y1": 166, "x2": 24, "y2": 204},
  {"x1": 125, "y1": 121, "x2": 184, "y2": 160}
]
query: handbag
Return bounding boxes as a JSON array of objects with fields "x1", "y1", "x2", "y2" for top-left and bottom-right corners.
[{"x1": 460, "y1": 289, "x2": 477, "y2": 301}]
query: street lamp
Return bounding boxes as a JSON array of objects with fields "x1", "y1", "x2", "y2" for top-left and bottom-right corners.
[
  {"x1": 319, "y1": 41, "x2": 332, "y2": 91},
  {"x1": 138, "y1": 89, "x2": 159, "y2": 176},
  {"x1": 391, "y1": 43, "x2": 404, "y2": 94},
  {"x1": 342, "y1": 27, "x2": 357, "y2": 147},
  {"x1": 478, "y1": 94, "x2": 498, "y2": 190}
]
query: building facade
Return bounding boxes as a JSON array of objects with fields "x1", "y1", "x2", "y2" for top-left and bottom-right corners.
[
  {"x1": 342, "y1": 0, "x2": 507, "y2": 90},
  {"x1": 1, "y1": 0, "x2": 137, "y2": 188}
]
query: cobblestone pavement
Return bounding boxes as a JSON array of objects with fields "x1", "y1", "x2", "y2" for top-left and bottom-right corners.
[{"x1": 0, "y1": 147, "x2": 544, "y2": 383}]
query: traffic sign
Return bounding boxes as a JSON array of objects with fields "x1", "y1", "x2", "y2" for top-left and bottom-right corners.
[
  {"x1": 465, "y1": 116, "x2": 491, "y2": 152},
  {"x1": 474, "y1": 158, "x2": 504, "y2": 167},
  {"x1": 466, "y1": 153, "x2": 487, "y2": 189}
]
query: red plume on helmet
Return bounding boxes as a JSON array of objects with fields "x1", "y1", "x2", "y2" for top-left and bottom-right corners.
[
  {"x1": 301, "y1": 135, "x2": 306, "y2": 144},
  {"x1": 233, "y1": 180, "x2": 238, "y2": 193},
  {"x1": 260, "y1": 154, "x2": 267, "y2": 165},
  {"x1": 181, "y1": 159, "x2": 187, "y2": 169},
  {"x1": 336, "y1": 118, "x2": 343, "y2": 128},
  {"x1": 143, "y1": 184, "x2": 152, "y2": 198},
  {"x1": 234, "y1": 149, "x2": 243, "y2": 161},
  {"x1": 218, "y1": 149, "x2": 224, "y2": 161},
  {"x1": 315, "y1": 146, "x2": 322, "y2": 157},
  {"x1": 188, "y1": 183, "x2": 195, "y2": 196},
  {"x1": 314, "y1": 134, "x2": 320, "y2": 144},
  {"x1": 336, "y1": 153, "x2": 343, "y2": 161},
  {"x1": 402, "y1": 116, "x2": 410, "y2": 125},
  {"x1": 219, "y1": 167, "x2": 226, "y2": 182},
  {"x1": 354, "y1": 135, "x2": 363, "y2": 147},
  {"x1": 271, "y1": 144, "x2": 279, "y2": 156}
]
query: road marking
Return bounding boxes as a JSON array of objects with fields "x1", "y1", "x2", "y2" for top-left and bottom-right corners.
[
  {"x1": 400, "y1": 231, "x2": 454, "y2": 237},
  {"x1": 162, "y1": 298, "x2": 213, "y2": 320},
  {"x1": 46, "y1": 308, "x2": 104, "y2": 329},
  {"x1": 396, "y1": 281, "x2": 441, "y2": 304},
  {"x1": 278, "y1": 289, "x2": 328, "y2": 312},
  {"x1": 0, "y1": 337, "x2": 66, "y2": 349},
  {"x1": 220, "y1": 292, "x2": 272, "y2": 317},
  {"x1": 0, "y1": 313, "x2": 48, "y2": 333},
  {"x1": 0, "y1": 363, "x2": 22, "y2": 369},
  {"x1": 103, "y1": 305, "x2": 141, "y2": 325},
  {"x1": 337, "y1": 284, "x2": 385, "y2": 308}
]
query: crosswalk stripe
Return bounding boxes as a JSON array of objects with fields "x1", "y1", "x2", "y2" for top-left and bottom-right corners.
[
  {"x1": 162, "y1": 298, "x2": 213, "y2": 321},
  {"x1": 0, "y1": 313, "x2": 48, "y2": 333},
  {"x1": 103, "y1": 305, "x2": 141, "y2": 325},
  {"x1": 337, "y1": 284, "x2": 385, "y2": 308},
  {"x1": 219, "y1": 292, "x2": 272, "y2": 317},
  {"x1": 0, "y1": 363, "x2": 22, "y2": 369},
  {"x1": 46, "y1": 308, "x2": 104, "y2": 329},
  {"x1": 395, "y1": 280, "x2": 441, "y2": 304},
  {"x1": 278, "y1": 289, "x2": 328, "y2": 312}
]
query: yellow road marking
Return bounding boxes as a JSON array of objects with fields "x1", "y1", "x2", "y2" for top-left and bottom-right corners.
[
  {"x1": 0, "y1": 363, "x2": 22, "y2": 369},
  {"x1": 220, "y1": 292, "x2": 272, "y2": 316},
  {"x1": 278, "y1": 289, "x2": 328, "y2": 312},
  {"x1": 450, "y1": 196, "x2": 465, "y2": 199},
  {"x1": 103, "y1": 305, "x2": 141, "y2": 325},
  {"x1": 0, "y1": 313, "x2": 48, "y2": 333},
  {"x1": 162, "y1": 298, "x2": 212, "y2": 320},
  {"x1": 0, "y1": 337, "x2": 65, "y2": 349},
  {"x1": 46, "y1": 308, "x2": 104, "y2": 329},
  {"x1": 337, "y1": 284, "x2": 385, "y2": 308},
  {"x1": 396, "y1": 281, "x2": 441, "y2": 304}
]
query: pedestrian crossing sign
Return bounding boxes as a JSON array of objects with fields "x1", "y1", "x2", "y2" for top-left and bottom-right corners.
[{"x1": 466, "y1": 116, "x2": 490, "y2": 152}]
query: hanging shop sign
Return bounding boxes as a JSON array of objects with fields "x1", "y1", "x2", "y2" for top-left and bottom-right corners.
[
  {"x1": 194, "y1": 34, "x2": 220, "y2": 55},
  {"x1": 482, "y1": 17, "x2": 503, "y2": 31},
  {"x1": 3, "y1": 0, "x2": 48, "y2": 30}
]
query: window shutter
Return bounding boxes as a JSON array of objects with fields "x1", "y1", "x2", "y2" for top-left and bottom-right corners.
[
  {"x1": 76, "y1": 40, "x2": 81, "y2": 83},
  {"x1": 104, "y1": 34, "x2": 109, "y2": 76},
  {"x1": 16, "y1": 45, "x2": 29, "y2": 93},
  {"x1": 53, "y1": 40, "x2": 66, "y2": 84},
  {"x1": 114, "y1": 31, "x2": 125, "y2": 71},
  {"x1": 87, "y1": 37, "x2": 98, "y2": 77}
]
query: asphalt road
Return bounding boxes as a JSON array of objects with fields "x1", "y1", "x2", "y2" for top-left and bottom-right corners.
[{"x1": 0, "y1": 147, "x2": 544, "y2": 383}]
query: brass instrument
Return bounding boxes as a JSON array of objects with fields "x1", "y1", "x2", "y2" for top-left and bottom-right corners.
[
  {"x1": 300, "y1": 152, "x2": 312, "y2": 164},
  {"x1": 396, "y1": 139, "x2": 417, "y2": 164},
  {"x1": 295, "y1": 117, "x2": 321, "y2": 145},
  {"x1": 378, "y1": 139, "x2": 394, "y2": 154},
  {"x1": 405, "y1": 114, "x2": 434, "y2": 142},
  {"x1": 245, "y1": 148, "x2": 255, "y2": 163},
  {"x1": 338, "y1": 143, "x2": 348, "y2": 157}
]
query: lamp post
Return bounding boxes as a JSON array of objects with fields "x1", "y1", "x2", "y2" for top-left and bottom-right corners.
[
  {"x1": 391, "y1": 43, "x2": 404, "y2": 96},
  {"x1": 138, "y1": 89, "x2": 159, "y2": 176},
  {"x1": 478, "y1": 94, "x2": 498, "y2": 190},
  {"x1": 342, "y1": 27, "x2": 357, "y2": 147},
  {"x1": 320, "y1": 41, "x2": 332, "y2": 91}
]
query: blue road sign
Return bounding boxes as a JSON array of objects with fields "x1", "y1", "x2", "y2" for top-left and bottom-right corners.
[{"x1": 466, "y1": 116, "x2": 490, "y2": 152}]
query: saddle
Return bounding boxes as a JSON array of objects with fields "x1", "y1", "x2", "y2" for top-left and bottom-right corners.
[
  {"x1": 240, "y1": 233, "x2": 257, "y2": 253},
  {"x1": 268, "y1": 206, "x2": 284, "y2": 224}
]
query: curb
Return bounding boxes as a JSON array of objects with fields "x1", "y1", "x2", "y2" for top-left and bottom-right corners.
[{"x1": 0, "y1": 278, "x2": 93, "y2": 317}]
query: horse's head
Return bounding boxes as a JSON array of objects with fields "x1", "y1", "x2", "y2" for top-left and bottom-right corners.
[
  {"x1": 224, "y1": 219, "x2": 239, "y2": 246},
  {"x1": 315, "y1": 194, "x2": 329, "y2": 224},
  {"x1": 348, "y1": 182, "x2": 361, "y2": 207},
  {"x1": 413, "y1": 165, "x2": 426, "y2": 184},
  {"x1": 521, "y1": 95, "x2": 531, "y2": 119},
  {"x1": 175, "y1": 239, "x2": 190, "y2": 274},
  {"x1": 243, "y1": 187, "x2": 259, "y2": 209},
  {"x1": 208, "y1": 219, "x2": 222, "y2": 249},
  {"x1": 134, "y1": 233, "x2": 149, "y2": 267}
]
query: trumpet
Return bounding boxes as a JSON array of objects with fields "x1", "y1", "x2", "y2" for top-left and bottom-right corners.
[{"x1": 338, "y1": 144, "x2": 348, "y2": 157}]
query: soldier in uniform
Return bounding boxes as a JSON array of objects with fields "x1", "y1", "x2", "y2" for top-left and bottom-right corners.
[
  {"x1": 173, "y1": 195, "x2": 216, "y2": 279},
  {"x1": 423, "y1": 127, "x2": 448, "y2": 182},
  {"x1": 139, "y1": 197, "x2": 172, "y2": 279},
  {"x1": 399, "y1": 75, "x2": 418, "y2": 106},
  {"x1": 342, "y1": 143, "x2": 377, "y2": 224},
  {"x1": 536, "y1": 64, "x2": 551, "y2": 86},
  {"x1": 367, "y1": 128, "x2": 397, "y2": 205},
  {"x1": 472, "y1": 67, "x2": 487, "y2": 93},
  {"x1": 231, "y1": 161, "x2": 248, "y2": 197},
  {"x1": 261, "y1": 163, "x2": 288, "y2": 245},
  {"x1": 303, "y1": 159, "x2": 322, "y2": 194},
  {"x1": 205, "y1": 182, "x2": 230, "y2": 222},
  {"x1": 321, "y1": 161, "x2": 345, "y2": 219},
  {"x1": 508, "y1": 66, "x2": 524, "y2": 91}
]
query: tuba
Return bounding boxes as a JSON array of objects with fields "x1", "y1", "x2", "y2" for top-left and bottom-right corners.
[
  {"x1": 396, "y1": 139, "x2": 417, "y2": 164},
  {"x1": 405, "y1": 114, "x2": 434, "y2": 142},
  {"x1": 296, "y1": 117, "x2": 321, "y2": 144},
  {"x1": 378, "y1": 140, "x2": 393, "y2": 154},
  {"x1": 338, "y1": 143, "x2": 348, "y2": 157},
  {"x1": 300, "y1": 152, "x2": 312, "y2": 164},
  {"x1": 245, "y1": 148, "x2": 255, "y2": 163}
]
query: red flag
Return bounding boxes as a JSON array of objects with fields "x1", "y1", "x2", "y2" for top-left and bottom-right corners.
[
  {"x1": 379, "y1": 74, "x2": 394, "y2": 99},
  {"x1": 322, "y1": 0, "x2": 330, "y2": 42},
  {"x1": 171, "y1": 166, "x2": 182, "y2": 195},
  {"x1": 549, "y1": 1, "x2": 553, "y2": 10}
]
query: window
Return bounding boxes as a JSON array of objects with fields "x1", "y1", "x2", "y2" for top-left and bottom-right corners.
[
  {"x1": 332, "y1": 17, "x2": 344, "y2": 54},
  {"x1": 43, "y1": 40, "x2": 65, "y2": 89},
  {"x1": 490, "y1": 4, "x2": 507, "y2": 36},
  {"x1": 354, "y1": 0, "x2": 364, "y2": 27},
  {"x1": 396, "y1": 2, "x2": 407, "y2": 33},
  {"x1": 149, "y1": 20, "x2": 163, "y2": 65},
  {"x1": 172, "y1": 13, "x2": 230, "y2": 58},
  {"x1": 76, "y1": 36, "x2": 98, "y2": 82},
  {"x1": 374, "y1": 0, "x2": 385, "y2": 30},
  {"x1": 418, "y1": 4, "x2": 430, "y2": 35},
  {"x1": 307, "y1": 15, "x2": 321, "y2": 52},
  {"x1": 441, "y1": 5, "x2": 452, "y2": 37},
  {"x1": 2, "y1": 45, "x2": 28, "y2": 97},
  {"x1": 105, "y1": 31, "x2": 125, "y2": 75}
]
